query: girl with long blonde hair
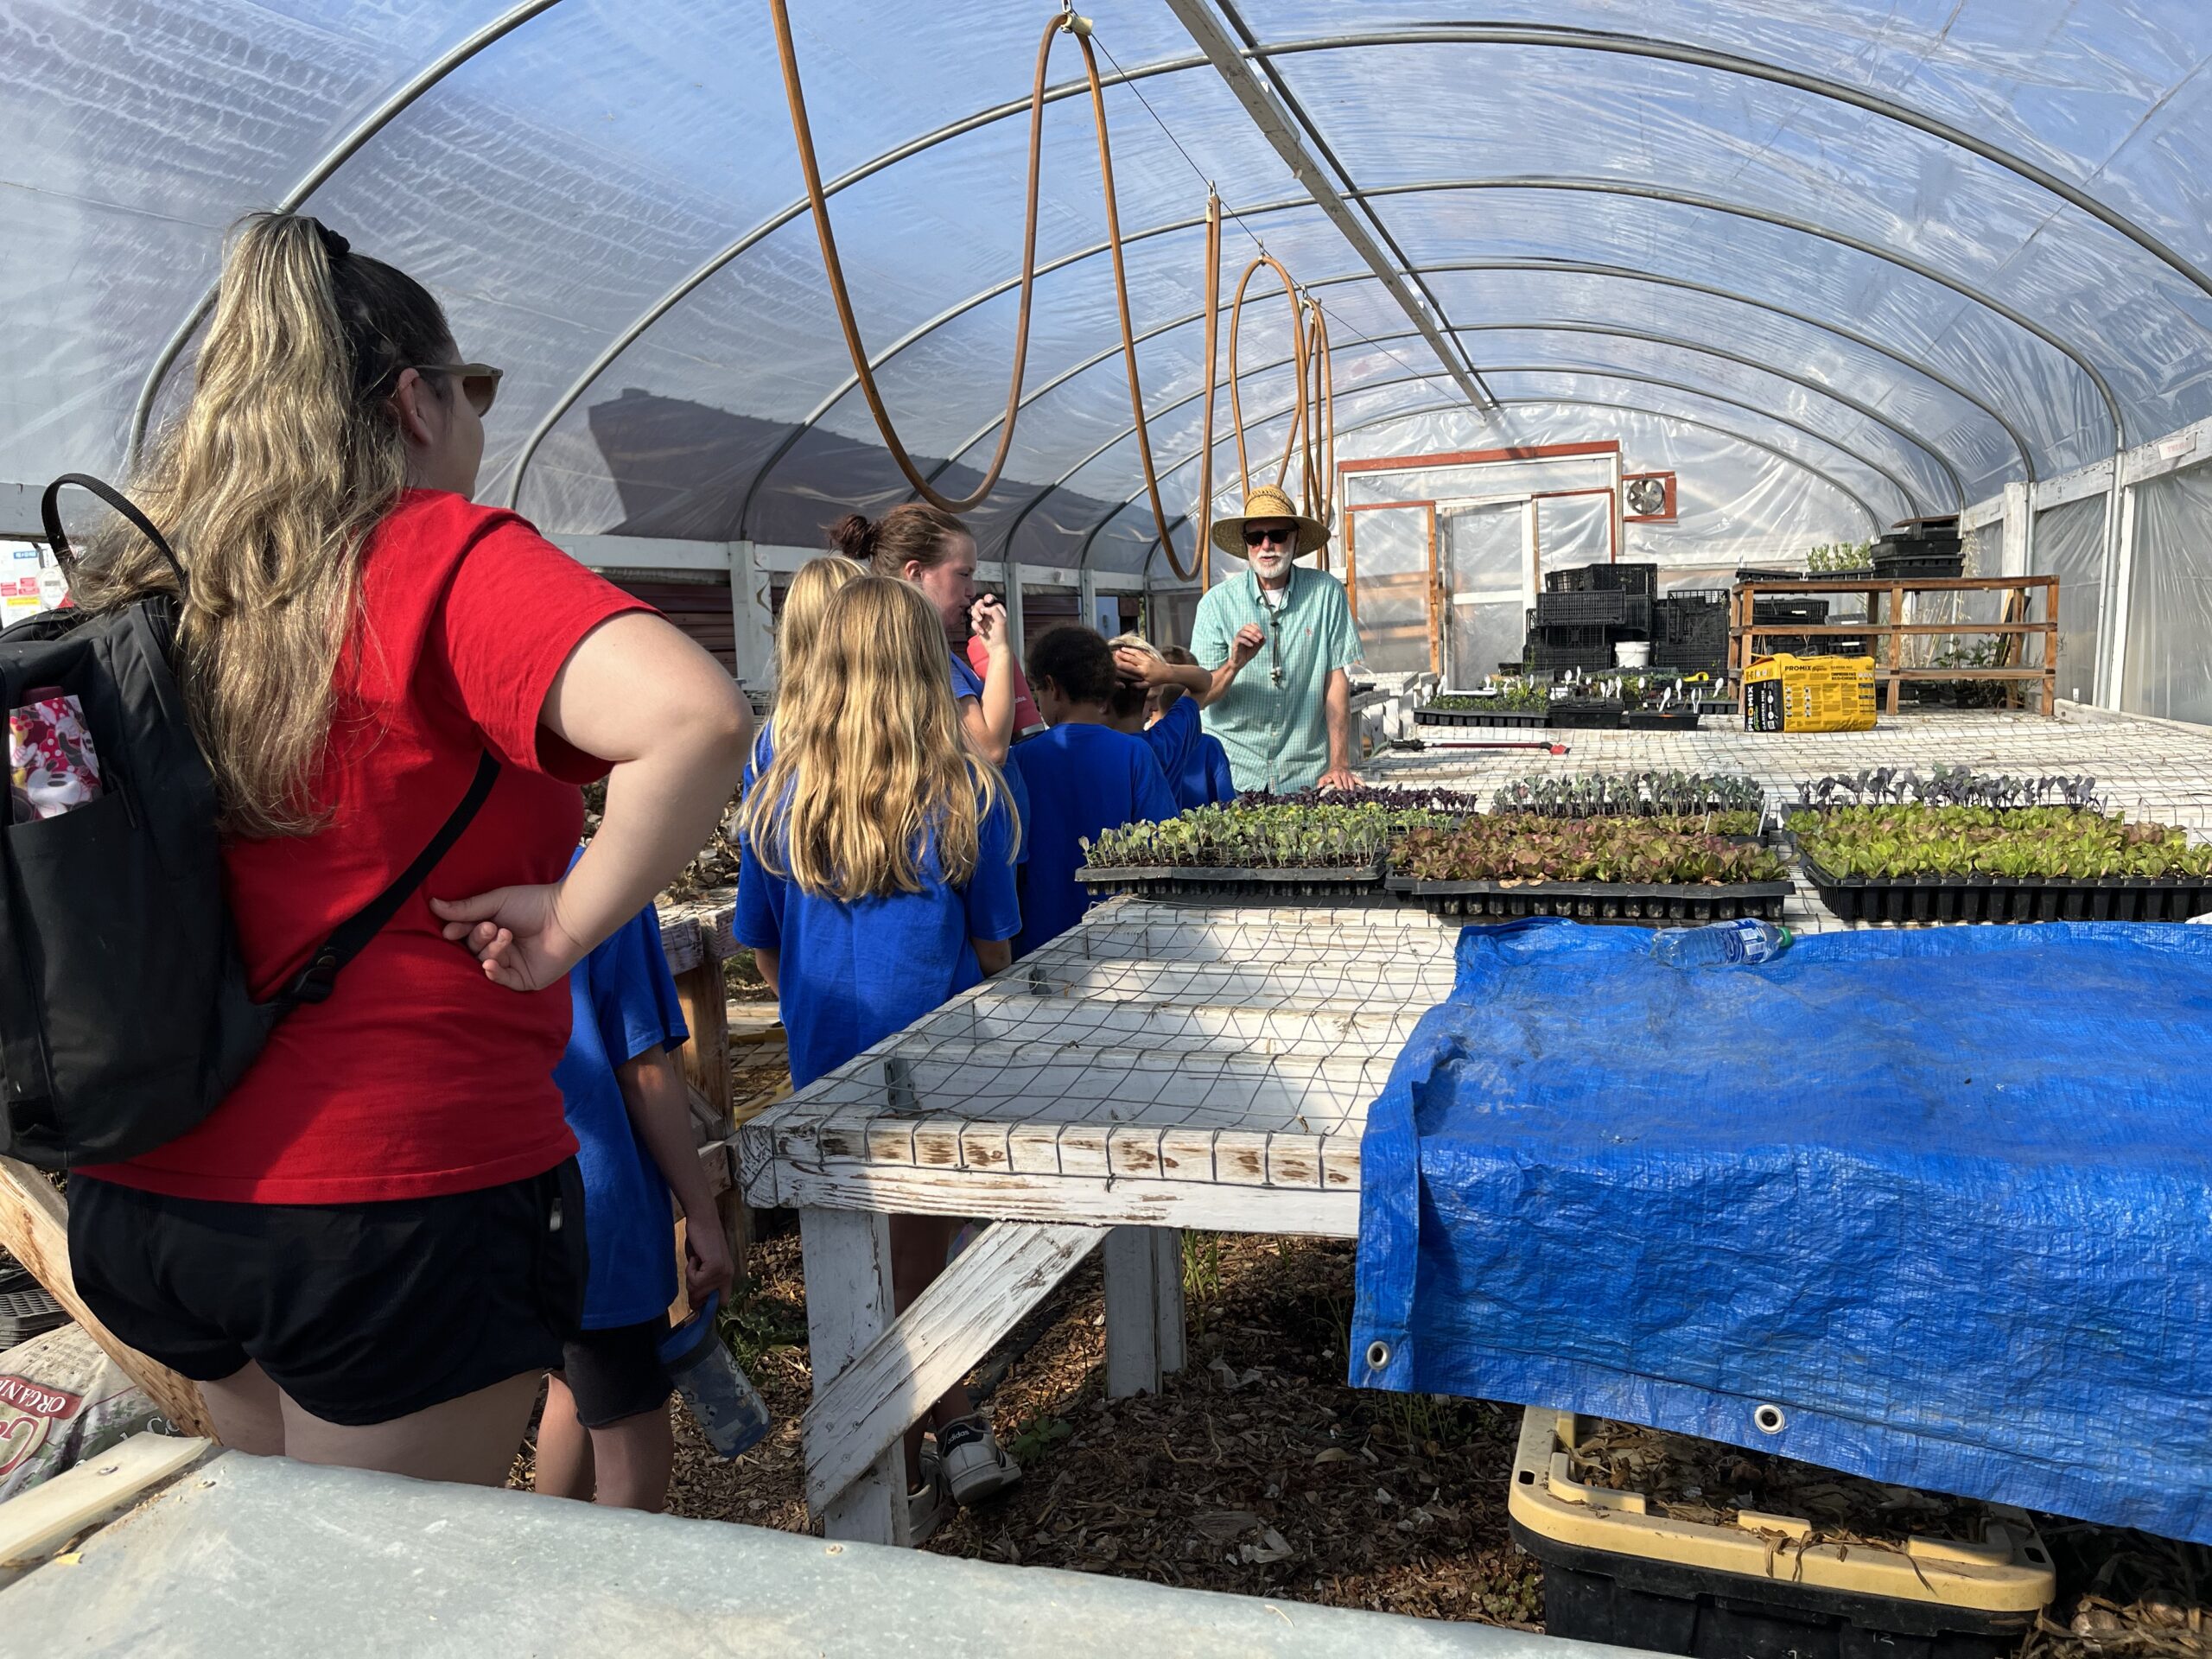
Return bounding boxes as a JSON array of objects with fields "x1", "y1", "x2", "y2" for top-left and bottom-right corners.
[
  {"x1": 734, "y1": 575, "x2": 1022, "y2": 1522},
  {"x1": 741, "y1": 553, "x2": 861, "y2": 793},
  {"x1": 67, "y1": 213, "x2": 749, "y2": 1485}
]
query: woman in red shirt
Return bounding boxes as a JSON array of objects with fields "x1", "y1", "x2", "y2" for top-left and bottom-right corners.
[{"x1": 65, "y1": 213, "x2": 749, "y2": 1484}]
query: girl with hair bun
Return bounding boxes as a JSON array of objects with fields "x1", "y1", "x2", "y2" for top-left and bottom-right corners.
[{"x1": 66, "y1": 213, "x2": 750, "y2": 1485}]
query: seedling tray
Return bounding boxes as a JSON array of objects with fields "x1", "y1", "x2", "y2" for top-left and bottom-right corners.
[
  {"x1": 1799, "y1": 852, "x2": 2212, "y2": 924},
  {"x1": 1622, "y1": 710, "x2": 1701, "y2": 730},
  {"x1": 1081, "y1": 861, "x2": 1389, "y2": 900},
  {"x1": 1389, "y1": 875, "x2": 1790, "y2": 924},
  {"x1": 1870, "y1": 550, "x2": 1965, "y2": 579},
  {"x1": 1509, "y1": 1410, "x2": 2050, "y2": 1659},
  {"x1": 1548, "y1": 702, "x2": 1625, "y2": 729},
  {"x1": 1414, "y1": 706, "x2": 1550, "y2": 728}
]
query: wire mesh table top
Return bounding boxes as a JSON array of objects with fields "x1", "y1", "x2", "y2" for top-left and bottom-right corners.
[{"x1": 741, "y1": 711, "x2": 2212, "y2": 1213}]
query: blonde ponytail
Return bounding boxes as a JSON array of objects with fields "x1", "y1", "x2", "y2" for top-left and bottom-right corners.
[{"x1": 77, "y1": 213, "x2": 455, "y2": 837}]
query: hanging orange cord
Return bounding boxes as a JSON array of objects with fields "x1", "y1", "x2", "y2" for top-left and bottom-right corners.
[
  {"x1": 1196, "y1": 190, "x2": 1222, "y2": 589},
  {"x1": 1225, "y1": 253, "x2": 1307, "y2": 499},
  {"x1": 770, "y1": 3, "x2": 1198, "y2": 580}
]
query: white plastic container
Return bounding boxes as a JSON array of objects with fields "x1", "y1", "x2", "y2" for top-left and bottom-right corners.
[{"x1": 1614, "y1": 640, "x2": 1652, "y2": 669}]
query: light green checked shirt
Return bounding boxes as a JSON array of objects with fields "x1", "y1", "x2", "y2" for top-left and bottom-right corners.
[{"x1": 1192, "y1": 563, "x2": 1363, "y2": 793}]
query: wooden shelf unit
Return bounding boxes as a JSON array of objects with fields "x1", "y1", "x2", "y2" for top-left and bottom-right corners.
[{"x1": 1730, "y1": 574, "x2": 2059, "y2": 717}]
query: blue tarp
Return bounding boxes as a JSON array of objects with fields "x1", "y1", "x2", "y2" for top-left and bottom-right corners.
[{"x1": 1350, "y1": 919, "x2": 2212, "y2": 1543}]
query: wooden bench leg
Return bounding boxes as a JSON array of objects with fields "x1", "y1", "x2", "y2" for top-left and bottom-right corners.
[
  {"x1": 798, "y1": 1206, "x2": 906, "y2": 1546},
  {"x1": 1103, "y1": 1225, "x2": 1186, "y2": 1398},
  {"x1": 801, "y1": 1219, "x2": 1100, "y2": 1527}
]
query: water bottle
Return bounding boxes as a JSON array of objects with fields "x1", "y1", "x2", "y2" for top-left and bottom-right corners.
[
  {"x1": 658, "y1": 1290, "x2": 772, "y2": 1459},
  {"x1": 1650, "y1": 918, "x2": 1792, "y2": 969}
]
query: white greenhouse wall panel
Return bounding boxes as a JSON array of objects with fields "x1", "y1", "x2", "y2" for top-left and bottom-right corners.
[
  {"x1": 2121, "y1": 466, "x2": 2212, "y2": 728},
  {"x1": 2032, "y1": 495, "x2": 2108, "y2": 706}
]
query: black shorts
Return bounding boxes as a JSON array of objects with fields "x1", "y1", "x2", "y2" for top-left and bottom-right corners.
[
  {"x1": 559, "y1": 1317, "x2": 674, "y2": 1429},
  {"x1": 68, "y1": 1160, "x2": 588, "y2": 1427}
]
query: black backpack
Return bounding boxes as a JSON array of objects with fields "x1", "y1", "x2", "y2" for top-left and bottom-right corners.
[{"x1": 0, "y1": 476, "x2": 498, "y2": 1169}]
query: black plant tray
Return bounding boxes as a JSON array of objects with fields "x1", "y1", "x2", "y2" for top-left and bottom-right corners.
[
  {"x1": 1870, "y1": 551, "x2": 1965, "y2": 579},
  {"x1": 1798, "y1": 852, "x2": 2212, "y2": 925},
  {"x1": 1414, "y1": 706, "x2": 1550, "y2": 728},
  {"x1": 1623, "y1": 710, "x2": 1702, "y2": 730},
  {"x1": 1548, "y1": 702, "x2": 1625, "y2": 729},
  {"x1": 1081, "y1": 861, "x2": 1388, "y2": 900},
  {"x1": 1388, "y1": 876, "x2": 1791, "y2": 924},
  {"x1": 1693, "y1": 698, "x2": 1738, "y2": 716}
]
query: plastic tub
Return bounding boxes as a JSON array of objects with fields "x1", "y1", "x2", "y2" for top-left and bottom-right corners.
[
  {"x1": 1615, "y1": 641, "x2": 1652, "y2": 669},
  {"x1": 1508, "y1": 1408, "x2": 2053, "y2": 1659}
]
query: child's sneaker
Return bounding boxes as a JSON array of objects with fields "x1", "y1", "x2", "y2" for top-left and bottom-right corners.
[
  {"x1": 906, "y1": 1464, "x2": 949, "y2": 1543},
  {"x1": 933, "y1": 1414, "x2": 1021, "y2": 1506}
]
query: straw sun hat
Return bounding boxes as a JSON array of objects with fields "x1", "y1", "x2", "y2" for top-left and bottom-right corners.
[{"x1": 1210, "y1": 483, "x2": 1330, "y2": 557}]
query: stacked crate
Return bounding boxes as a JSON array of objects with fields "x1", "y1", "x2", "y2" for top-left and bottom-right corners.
[
  {"x1": 1651, "y1": 588, "x2": 1729, "y2": 671},
  {"x1": 1526, "y1": 563, "x2": 1656, "y2": 671}
]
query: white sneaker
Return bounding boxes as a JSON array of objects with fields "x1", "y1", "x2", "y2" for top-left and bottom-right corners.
[
  {"x1": 934, "y1": 1414, "x2": 1021, "y2": 1506},
  {"x1": 906, "y1": 1464, "x2": 949, "y2": 1543}
]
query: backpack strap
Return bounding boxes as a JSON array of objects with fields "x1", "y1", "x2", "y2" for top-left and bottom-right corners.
[
  {"x1": 275, "y1": 751, "x2": 503, "y2": 1011},
  {"x1": 41, "y1": 474, "x2": 189, "y2": 597}
]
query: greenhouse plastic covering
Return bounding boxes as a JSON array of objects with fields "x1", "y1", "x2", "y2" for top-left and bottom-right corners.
[
  {"x1": 6, "y1": 0, "x2": 2212, "y2": 584},
  {"x1": 1350, "y1": 919, "x2": 2212, "y2": 1543}
]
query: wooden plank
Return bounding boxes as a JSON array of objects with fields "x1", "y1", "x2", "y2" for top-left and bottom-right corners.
[
  {"x1": 760, "y1": 1161, "x2": 1360, "y2": 1238},
  {"x1": 0, "y1": 1430, "x2": 211, "y2": 1575},
  {"x1": 658, "y1": 911, "x2": 704, "y2": 976},
  {"x1": 798, "y1": 1207, "x2": 907, "y2": 1545},
  {"x1": 673, "y1": 956, "x2": 745, "y2": 1284},
  {"x1": 0, "y1": 1159, "x2": 216, "y2": 1440},
  {"x1": 802, "y1": 1220, "x2": 1100, "y2": 1511}
]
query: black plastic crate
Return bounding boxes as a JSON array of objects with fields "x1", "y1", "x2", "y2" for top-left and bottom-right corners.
[
  {"x1": 1654, "y1": 594, "x2": 1731, "y2": 663},
  {"x1": 1546, "y1": 561, "x2": 1659, "y2": 597},
  {"x1": 1753, "y1": 596, "x2": 1830, "y2": 625},
  {"x1": 1414, "y1": 706, "x2": 1551, "y2": 728},
  {"x1": 1798, "y1": 853, "x2": 2212, "y2": 925},
  {"x1": 1872, "y1": 550, "x2": 1966, "y2": 579},
  {"x1": 1389, "y1": 876, "x2": 1790, "y2": 923},
  {"x1": 1623, "y1": 709, "x2": 1701, "y2": 730},
  {"x1": 1887, "y1": 515, "x2": 1961, "y2": 543},
  {"x1": 1535, "y1": 590, "x2": 1654, "y2": 632},
  {"x1": 1528, "y1": 637, "x2": 1618, "y2": 671}
]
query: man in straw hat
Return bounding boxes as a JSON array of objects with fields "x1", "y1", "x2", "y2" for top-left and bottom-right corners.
[{"x1": 1188, "y1": 484, "x2": 1364, "y2": 794}]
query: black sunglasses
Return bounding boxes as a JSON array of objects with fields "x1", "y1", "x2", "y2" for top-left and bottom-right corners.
[
  {"x1": 405, "y1": 361, "x2": 503, "y2": 417},
  {"x1": 1243, "y1": 524, "x2": 1296, "y2": 547}
]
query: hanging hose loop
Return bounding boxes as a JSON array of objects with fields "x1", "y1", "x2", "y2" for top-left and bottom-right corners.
[
  {"x1": 1196, "y1": 190, "x2": 1223, "y2": 589},
  {"x1": 1226, "y1": 253, "x2": 1307, "y2": 500},
  {"x1": 771, "y1": 2, "x2": 1192, "y2": 577}
]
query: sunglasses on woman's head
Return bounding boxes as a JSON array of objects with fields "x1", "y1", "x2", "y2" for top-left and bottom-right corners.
[
  {"x1": 1243, "y1": 524, "x2": 1295, "y2": 547},
  {"x1": 405, "y1": 362, "x2": 503, "y2": 417}
]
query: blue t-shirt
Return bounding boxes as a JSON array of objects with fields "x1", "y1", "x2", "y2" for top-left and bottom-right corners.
[
  {"x1": 1147, "y1": 699, "x2": 1232, "y2": 812},
  {"x1": 553, "y1": 880, "x2": 692, "y2": 1330},
  {"x1": 734, "y1": 790, "x2": 1022, "y2": 1090},
  {"x1": 1193, "y1": 733, "x2": 1237, "y2": 806},
  {"x1": 950, "y1": 651, "x2": 1028, "y2": 864},
  {"x1": 1012, "y1": 722, "x2": 1177, "y2": 959}
]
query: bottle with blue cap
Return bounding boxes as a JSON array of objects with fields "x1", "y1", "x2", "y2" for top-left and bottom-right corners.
[{"x1": 658, "y1": 1290, "x2": 772, "y2": 1459}]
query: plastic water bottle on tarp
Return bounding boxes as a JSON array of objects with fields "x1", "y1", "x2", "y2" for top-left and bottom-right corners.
[
  {"x1": 1650, "y1": 918, "x2": 1792, "y2": 969},
  {"x1": 658, "y1": 1290, "x2": 772, "y2": 1458}
]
